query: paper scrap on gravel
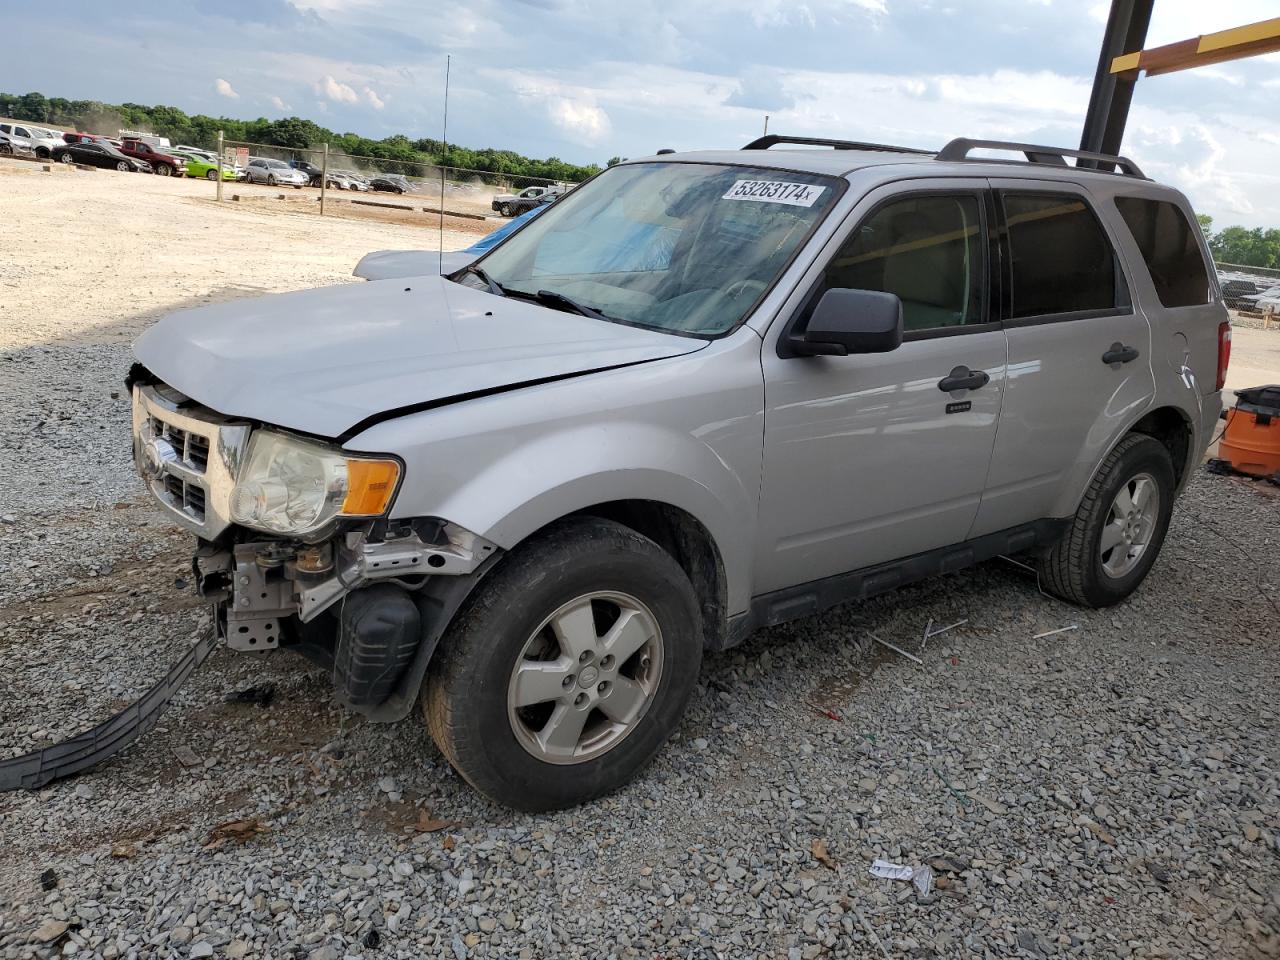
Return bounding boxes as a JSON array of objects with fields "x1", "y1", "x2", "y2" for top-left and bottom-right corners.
[{"x1": 869, "y1": 858, "x2": 934, "y2": 896}]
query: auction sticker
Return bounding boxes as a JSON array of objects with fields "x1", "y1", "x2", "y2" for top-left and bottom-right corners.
[{"x1": 722, "y1": 180, "x2": 826, "y2": 207}]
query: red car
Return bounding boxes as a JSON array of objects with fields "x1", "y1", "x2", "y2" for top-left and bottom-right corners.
[{"x1": 117, "y1": 139, "x2": 185, "y2": 177}]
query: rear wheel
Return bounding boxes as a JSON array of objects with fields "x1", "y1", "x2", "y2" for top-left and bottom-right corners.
[
  {"x1": 1039, "y1": 433, "x2": 1175, "y2": 607},
  {"x1": 60, "y1": 152, "x2": 74, "y2": 164},
  {"x1": 424, "y1": 517, "x2": 702, "y2": 811}
]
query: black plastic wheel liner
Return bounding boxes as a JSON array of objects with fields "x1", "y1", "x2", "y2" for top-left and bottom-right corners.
[{"x1": 0, "y1": 626, "x2": 217, "y2": 791}]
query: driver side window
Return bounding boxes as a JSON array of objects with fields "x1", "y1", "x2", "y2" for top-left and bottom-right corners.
[{"x1": 822, "y1": 194, "x2": 984, "y2": 333}]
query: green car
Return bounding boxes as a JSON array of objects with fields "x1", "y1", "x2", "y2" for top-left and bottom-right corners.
[{"x1": 174, "y1": 151, "x2": 237, "y2": 181}]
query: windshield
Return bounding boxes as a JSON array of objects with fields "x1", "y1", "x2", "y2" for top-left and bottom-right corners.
[{"x1": 474, "y1": 161, "x2": 841, "y2": 336}]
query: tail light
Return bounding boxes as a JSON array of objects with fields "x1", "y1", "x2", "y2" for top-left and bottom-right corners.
[{"x1": 1216, "y1": 321, "x2": 1232, "y2": 391}]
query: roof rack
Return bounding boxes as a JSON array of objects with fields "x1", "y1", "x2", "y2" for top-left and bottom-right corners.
[
  {"x1": 742, "y1": 134, "x2": 934, "y2": 156},
  {"x1": 936, "y1": 138, "x2": 1147, "y2": 179}
]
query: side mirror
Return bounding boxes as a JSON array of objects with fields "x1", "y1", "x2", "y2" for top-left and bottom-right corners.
[{"x1": 787, "y1": 288, "x2": 903, "y2": 357}]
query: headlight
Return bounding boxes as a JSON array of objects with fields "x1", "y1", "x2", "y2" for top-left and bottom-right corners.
[{"x1": 229, "y1": 431, "x2": 401, "y2": 537}]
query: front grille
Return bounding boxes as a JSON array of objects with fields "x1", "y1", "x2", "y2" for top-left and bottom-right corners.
[
  {"x1": 133, "y1": 383, "x2": 251, "y2": 538},
  {"x1": 161, "y1": 474, "x2": 207, "y2": 522},
  {"x1": 148, "y1": 415, "x2": 210, "y2": 473}
]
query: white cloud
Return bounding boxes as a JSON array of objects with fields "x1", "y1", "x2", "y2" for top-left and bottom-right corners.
[
  {"x1": 214, "y1": 78, "x2": 239, "y2": 99},
  {"x1": 315, "y1": 74, "x2": 358, "y2": 104},
  {"x1": 269, "y1": 95, "x2": 291, "y2": 111},
  {"x1": 363, "y1": 86, "x2": 385, "y2": 110},
  {"x1": 547, "y1": 97, "x2": 610, "y2": 143}
]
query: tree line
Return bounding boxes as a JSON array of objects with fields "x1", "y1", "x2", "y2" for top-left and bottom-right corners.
[
  {"x1": 0, "y1": 90, "x2": 602, "y2": 184},
  {"x1": 1198, "y1": 216, "x2": 1280, "y2": 272}
]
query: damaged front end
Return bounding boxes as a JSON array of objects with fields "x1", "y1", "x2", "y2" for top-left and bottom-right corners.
[{"x1": 132, "y1": 377, "x2": 499, "y2": 721}]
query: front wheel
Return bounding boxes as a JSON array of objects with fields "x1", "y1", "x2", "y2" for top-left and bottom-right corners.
[
  {"x1": 424, "y1": 517, "x2": 702, "y2": 811},
  {"x1": 155, "y1": 163, "x2": 171, "y2": 176},
  {"x1": 115, "y1": 160, "x2": 129, "y2": 172},
  {"x1": 35, "y1": 146, "x2": 49, "y2": 159},
  {"x1": 266, "y1": 174, "x2": 276, "y2": 186},
  {"x1": 1038, "y1": 433, "x2": 1175, "y2": 607},
  {"x1": 205, "y1": 169, "x2": 218, "y2": 181},
  {"x1": 500, "y1": 202, "x2": 512, "y2": 217}
]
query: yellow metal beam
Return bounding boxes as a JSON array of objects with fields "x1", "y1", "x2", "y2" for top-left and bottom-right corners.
[{"x1": 1110, "y1": 16, "x2": 1280, "y2": 78}]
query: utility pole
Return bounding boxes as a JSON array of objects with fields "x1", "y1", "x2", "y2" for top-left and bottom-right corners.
[
  {"x1": 763, "y1": 115, "x2": 769, "y2": 136},
  {"x1": 215, "y1": 130, "x2": 224, "y2": 202}
]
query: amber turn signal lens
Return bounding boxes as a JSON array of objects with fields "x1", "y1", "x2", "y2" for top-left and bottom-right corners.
[{"x1": 341, "y1": 458, "x2": 401, "y2": 516}]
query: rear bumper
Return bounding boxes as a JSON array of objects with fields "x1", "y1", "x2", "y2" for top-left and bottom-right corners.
[{"x1": 1199, "y1": 389, "x2": 1224, "y2": 458}]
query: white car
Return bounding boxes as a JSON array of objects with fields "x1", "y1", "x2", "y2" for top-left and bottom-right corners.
[
  {"x1": 243, "y1": 158, "x2": 309, "y2": 187},
  {"x1": 0, "y1": 122, "x2": 62, "y2": 159}
]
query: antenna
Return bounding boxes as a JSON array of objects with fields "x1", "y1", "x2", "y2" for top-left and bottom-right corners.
[{"x1": 437, "y1": 54, "x2": 451, "y2": 274}]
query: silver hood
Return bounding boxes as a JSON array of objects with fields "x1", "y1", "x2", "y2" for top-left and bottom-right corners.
[
  {"x1": 133, "y1": 276, "x2": 707, "y2": 438},
  {"x1": 352, "y1": 248, "x2": 476, "y2": 280}
]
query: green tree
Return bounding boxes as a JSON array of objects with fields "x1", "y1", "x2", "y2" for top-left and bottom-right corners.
[
  {"x1": 1209, "y1": 226, "x2": 1280, "y2": 270},
  {"x1": 14, "y1": 92, "x2": 49, "y2": 122}
]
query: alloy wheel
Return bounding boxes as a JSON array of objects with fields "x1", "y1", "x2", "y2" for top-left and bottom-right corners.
[
  {"x1": 1099, "y1": 472, "x2": 1160, "y2": 578},
  {"x1": 507, "y1": 591, "x2": 663, "y2": 765}
]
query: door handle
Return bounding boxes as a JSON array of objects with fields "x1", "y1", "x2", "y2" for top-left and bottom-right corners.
[
  {"x1": 1102, "y1": 342, "x2": 1140, "y2": 365},
  {"x1": 937, "y1": 365, "x2": 991, "y2": 393}
]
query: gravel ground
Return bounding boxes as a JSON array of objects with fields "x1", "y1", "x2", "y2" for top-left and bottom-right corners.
[{"x1": 1, "y1": 160, "x2": 1279, "y2": 960}]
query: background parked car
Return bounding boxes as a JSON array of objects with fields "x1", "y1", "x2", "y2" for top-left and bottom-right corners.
[
  {"x1": 0, "y1": 131, "x2": 36, "y2": 157},
  {"x1": 0, "y1": 122, "x2": 61, "y2": 158},
  {"x1": 118, "y1": 138, "x2": 185, "y2": 177},
  {"x1": 172, "y1": 150, "x2": 236, "y2": 181},
  {"x1": 368, "y1": 174, "x2": 410, "y2": 194},
  {"x1": 244, "y1": 158, "x2": 308, "y2": 187},
  {"x1": 290, "y1": 159, "x2": 326, "y2": 187},
  {"x1": 50, "y1": 140, "x2": 150, "y2": 172}
]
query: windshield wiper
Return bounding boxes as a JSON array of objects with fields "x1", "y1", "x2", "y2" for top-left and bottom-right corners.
[
  {"x1": 460, "y1": 264, "x2": 505, "y2": 296},
  {"x1": 533, "y1": 289, "x2": 609, "y2": 322}
]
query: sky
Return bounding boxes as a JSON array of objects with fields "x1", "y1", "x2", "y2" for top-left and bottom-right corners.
[{"x1": 3, "y1": 0, "x2": 1278, "y2": 227}]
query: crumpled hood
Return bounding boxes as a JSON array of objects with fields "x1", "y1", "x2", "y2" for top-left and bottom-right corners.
[{"x1": 134, "y1": 276, "x2": 706, "y2": 438}]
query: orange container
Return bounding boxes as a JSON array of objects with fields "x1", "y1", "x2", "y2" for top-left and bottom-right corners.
[{"x1": 1219, "y1": 385, "x2": 1280, "y2": 478}]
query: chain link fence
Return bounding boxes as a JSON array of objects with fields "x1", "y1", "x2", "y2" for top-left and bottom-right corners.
[
  {"x1": 1216, "y1": 261, "x2": 1280, "y2": 312},
  {"x1": 202, "y1": 137, "x2": 572, "y2": 224}
]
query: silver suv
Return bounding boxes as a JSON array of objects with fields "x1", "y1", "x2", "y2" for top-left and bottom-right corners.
[{"x1": 129, "y1": 135, "x2": 1230, "y2": 810}]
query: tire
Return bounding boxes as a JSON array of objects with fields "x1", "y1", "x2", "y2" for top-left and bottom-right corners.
[
  {"x1": 60, "y1": 152, "x2": 74, "y2": 164},
  {"x1": 424, "y1": 516, "x2": 702, "y2": 811},
  {"x1": 267, "y1": 175, "x2": 276, "y2": 186},
  {"x1": 1038, "y1": 433, "x2": 1175, "y2": 608},
  {"x1": 500, "y1": 202, "x2": 512, "y2": 217},
  {"x1": 35, "y1": 146, "x2": 49, "y2": 159},
  {"x1": 115, "y1": 160, "x2": 129, "y2": 172},
  {"x1": 205, "y1": 169, "x2": 218, "y2": 181},
  {"x1": 156, "y1": 163, "x2": 171, "y2": 177}
]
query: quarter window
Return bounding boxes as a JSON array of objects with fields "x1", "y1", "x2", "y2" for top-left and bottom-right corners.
[
  {"x1": 820, "y1": 194, "x2": 984, "y2": 333},
  {"x1": 1003, "y1": 193, "x2": 1118, "y2": 319},
  {"x1": 1114, "y1": 197, "x2": 1210, "y2": 308}
]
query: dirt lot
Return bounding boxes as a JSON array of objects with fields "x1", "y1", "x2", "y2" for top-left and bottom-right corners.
[{"x1": 0, "y1": 159, "x2": 1278, "y2": 960}]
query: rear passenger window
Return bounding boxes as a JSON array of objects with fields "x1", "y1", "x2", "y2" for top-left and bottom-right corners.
[
  {"x1": 822, "y1": 194, "x2": 984, "y2": 333},
  {"x1": 1003, "y1": 193, "x2": 1117, "y2": 319},
  {"x1": 1114, "y1": 197, "x2": 1210, "y2": 308}
]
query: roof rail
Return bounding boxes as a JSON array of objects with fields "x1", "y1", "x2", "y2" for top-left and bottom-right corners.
[
  {"x1": 936, "y1": 138, "x2": 1147, "y2": 179},
  {"x1": 743, "y1": 134, "x2": 934, "y2": 155}
]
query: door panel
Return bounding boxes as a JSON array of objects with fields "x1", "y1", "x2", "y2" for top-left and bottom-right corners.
[
  {"x1": 971, "y1": 179, "x2": 1155, "y2": 535},
  {"x1": 756, "y1": 180, "x2": 1007, "y2": 595}
]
